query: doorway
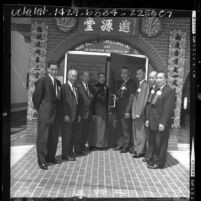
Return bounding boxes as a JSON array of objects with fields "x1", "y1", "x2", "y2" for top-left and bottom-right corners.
[{"x1": 63, "y1": 51, "x2": 149, "y2": 147}]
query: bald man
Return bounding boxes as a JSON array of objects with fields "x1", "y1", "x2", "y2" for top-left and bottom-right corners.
[
  {"x1": 61, "y1": 69, "x2": 81, "y2": 161},
  {"x1": 143, "y1": 71, "x2": 158, "y2": 163}
]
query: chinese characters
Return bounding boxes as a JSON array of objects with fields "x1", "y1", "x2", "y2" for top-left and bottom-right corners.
[{"x1": 83, "y1": 18, "x2": 133, "y2": 34}]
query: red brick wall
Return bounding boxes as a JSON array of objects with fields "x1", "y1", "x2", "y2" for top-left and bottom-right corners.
[{"x1": 32, "y1": 17, "x2": 190, "y2": 81}]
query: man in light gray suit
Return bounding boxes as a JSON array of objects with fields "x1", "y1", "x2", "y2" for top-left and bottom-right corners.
[{"x1": 127, "y1": 67, "x2": 150, "y2": 158}]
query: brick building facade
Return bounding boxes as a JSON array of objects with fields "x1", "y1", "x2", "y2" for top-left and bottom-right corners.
[
  {"x1": 32, "y1": 17, "x2": 190, "y2": 82},
  {"x1": 29, "y1": 17, "x2": 191, "y2": 149}
]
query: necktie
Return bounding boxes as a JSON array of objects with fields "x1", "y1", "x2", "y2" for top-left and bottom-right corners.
[
  {"x1": 85, "y1": 84, "x2": 90, "y2": 96},
  {"x1": 147, "y1": 87, "x2": 154, "y2": 103},
  {"x1": 72, "y1": 86, "x2": 78, "y2": 104}
]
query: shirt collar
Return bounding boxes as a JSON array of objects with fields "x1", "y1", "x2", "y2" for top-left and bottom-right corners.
[
  {"x1": 48, "y1": 74, "x2": 54, "y2": 83},
  {"x1": 123, "y1": 78, "x2": 130, "y2": 84},
  {"x1": 152, "y1": 84, "x2": 156, "y2": 89},
  {"x1": 82, "y1": 81, "x2": 88, "y2": 86},
  {"x1": 159, "y1": 83, "x2": 166, "y2": 91},
  {"x1": 68, "y1": 80, "x2": 73, "y2": 89},
  {"x1": 139, "y1": 79, "x2": 145, "y2": 86}
]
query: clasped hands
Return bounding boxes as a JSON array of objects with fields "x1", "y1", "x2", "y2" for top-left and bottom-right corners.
[
  {"x1": 64, "y1": 115, "x2": 81, "y2": 123},
  {"x1": 145, "y1": 120, "x2": 165, "y2": 131},
  {"x1": 124, "y1": 113, "x2": 140, "y2": 119}
]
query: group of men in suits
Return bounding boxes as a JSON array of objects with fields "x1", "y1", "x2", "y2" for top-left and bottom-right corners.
[
  {"x1": 113, "y1": 67, "x2": 175, "y2": 169},
  {"x1": 33, "y1": 61, "x2": 93, "y2": 170},
  {"x1": 33, "y1": 61, "x2": 175, "y2": 170}
]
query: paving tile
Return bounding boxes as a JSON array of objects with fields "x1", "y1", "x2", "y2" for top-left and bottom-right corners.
[{"x1": 11, "y1": 124, "x2": 190, "y2": 198}]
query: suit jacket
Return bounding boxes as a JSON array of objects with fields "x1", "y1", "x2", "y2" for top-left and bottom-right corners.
[
  {"x1": 32, "y1": 74, "x2": 61, "y2": 124},
  {"x1": 91, "y1": 83, "x2": 109, "y2": 115},
  {"x1": 145, "y1": 85, "x2": 158, "y2": 121},
  {"x1": 116, "y1": 78, "x2": 137, "y2": 116},
  {"x1": 148, "y1": 84, "x2": 175, "y2": 131},
  {"x1": 61, "y1": 82, "x2": 80, "y2": 122},
  {"x1": 130, "y1": 80, "x2": 150, "y2": 119},
  {"x1": 76, "y1": 82, "x2": 92, "y2": 119}
]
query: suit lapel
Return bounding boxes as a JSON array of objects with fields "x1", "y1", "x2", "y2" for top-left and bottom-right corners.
[
  {"x1": 139, "y1": 80, "x2": 146, "y2": 88},
  {"x1": 81, "y1": 82, "x2": 90, "y2": 99},
  {"x1": 147, "y1": 85, "x2": 157, "y2": 103},
  {"x1": 47, "y1": 75, "x2": 57, "y2": 98},
  {"x1": 66, "y1": 82, "x2": 78, "y2": 103},
  {"x1": 152, "y1": 84, "x2": 167, "y2": 104},
  {"x1": 47, "y1": 74, "x2": 54, "y2": 88},
  {"x1": 66, "y1": 82, "x2": 74, "y2": 97}
]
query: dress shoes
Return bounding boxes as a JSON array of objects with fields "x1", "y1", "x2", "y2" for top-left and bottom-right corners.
[
  {"x1": 73, "y1": 151, "x2": 83, "y2": 156},
  {"x1": 62, "y1": 156, "x2": 76, "y2": 161},
  {"x1": 82, "y1": 149, "x2": 90, "y2": 154},
  {"x1": 113, "y1": 146, "x2": 123, "y2": 151},
  {"x1": 70, "y1": 152, "x2": 78, "y2": 157},
  {"x1": 83, "y1": 146, "x2": 90, "y2": 152},
  {"x1": 46, "y1": 158, "x2": 61, "y2": 164},
  {"x1": 81, "y1": 150, "x2": 89, "y2": 155},
  {"x1": 129, "y1": 150, "x2": 137, "y2": 154},
  {"x1": 147, "y1": 164, "x2": 162, "y2": 169},
  {"x1": 67, "y1": 156, "x2": 76, "y2": 161},
  {"x1": 132, "y1": 153, "x2": 145, "y2": 158},
  {"x1": 120, "y1": 149, "x2": 128, "y2": 153},
  {"x1": 39, "y1": 163, "x2": 48, "y2": 170},
  {"x1": 142, "y1": 158, "x2": 150, "y2": 163},
  {"x1": 74, "y1": 151, "x2": 88, "y2": 156}
]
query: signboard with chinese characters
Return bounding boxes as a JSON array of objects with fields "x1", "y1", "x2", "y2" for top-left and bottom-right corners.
[
  {"x1": 74, "y1": 40, "x2": 141, "y2": 55},
  {"x1": 27, "y1": 22, "x2": 48, "y2": 120},
  {"x1": 80, "y1": 17, "x2": 138, "y2": 35}
]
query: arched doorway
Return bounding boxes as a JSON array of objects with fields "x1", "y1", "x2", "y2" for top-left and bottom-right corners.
[
  {"x1": 48, "y1": 34, "x2": 166, "y2": 73},
  {"x1": 56, "y1": 39, "x2": 153, "y2": 82}
]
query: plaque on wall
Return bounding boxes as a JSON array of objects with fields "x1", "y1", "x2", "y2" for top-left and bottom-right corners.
[
  {"x1": 140, "y1": 17, "x2": 162, "y2": 37},
  {"x1": 55, "y1": 17, "x2": 78, "y2": 33}
]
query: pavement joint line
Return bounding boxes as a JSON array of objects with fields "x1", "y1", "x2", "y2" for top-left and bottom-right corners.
[
  {"x1": 72, "y1": 152, "x2": 85, "y2": 197},
  {"x1": 113, "y1": 150, "x2": 121, "y2": 191},
  {"x1": 119, "y1": 152, "x2": 130, "y2": 197},
  {"x1": 95, "y1": 150, "x2": 100, "y2": 198},
  {"x1": 64, "y1": 155, "x2": 77, "y2": 196},
  {"x1": 168, "y1": 161, "x2": 189, "y2": 192},
  {"x1": 109, "y1": 150, "x2": 114, "y2": 198}
]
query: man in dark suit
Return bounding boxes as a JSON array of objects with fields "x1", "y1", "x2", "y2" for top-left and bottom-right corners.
[
  {"x1": 75, "y1": 71, "x2": 92, "y2": 155},
  {"x1": 113, "y1": 66, "x2": 137, "y2": 153},
  {"x1": 61, "y1": 69, "x2": 81, "y2": 161},
  {"x1": 32, "y1": 61, "x2": 61, "y2": 170},
  {"x1": 146, "y1": 72, "x2": 175, "y2": 169},
  {"x1": 143, "y1": 71, "x2": 158, "y2": 163}
]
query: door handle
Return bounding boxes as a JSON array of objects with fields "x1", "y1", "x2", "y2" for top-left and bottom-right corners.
[{"x1": 110, "y1": 94, "x2": 117, "y2": 108}]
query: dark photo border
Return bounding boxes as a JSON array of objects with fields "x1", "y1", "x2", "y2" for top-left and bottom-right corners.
[{"x1": 3, "y1": 2, "x2": 200, "y2": 201}]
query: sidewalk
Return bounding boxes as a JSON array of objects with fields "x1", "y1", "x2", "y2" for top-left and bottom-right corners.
[{"x1": 11, "y1": 137, "x2": 189, "y2": 198}]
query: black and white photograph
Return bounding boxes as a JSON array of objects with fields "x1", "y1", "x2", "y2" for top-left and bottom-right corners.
[{"x1": 3, "y1": 2, "x2": 199, "y2": 201}]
